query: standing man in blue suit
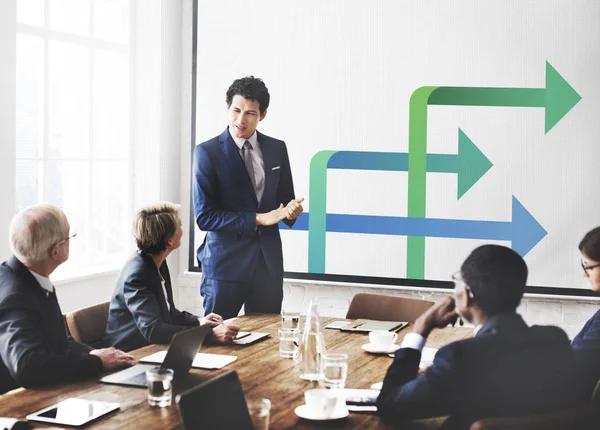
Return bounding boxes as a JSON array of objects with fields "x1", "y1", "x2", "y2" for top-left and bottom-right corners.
[{"x1": 193, "y1": 76, "x2": 303, "y2": 319}]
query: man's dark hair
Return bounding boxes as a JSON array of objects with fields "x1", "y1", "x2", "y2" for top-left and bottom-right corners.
[
  {"x1": 579, "y1": 226, "x2": 600, "y2": 262},
  {"x1": 226, "y1": 76, "x2": 270, "y2": 114},
  {"x1": 460, "y1": 245, "x2": 527, "y2": 316}
]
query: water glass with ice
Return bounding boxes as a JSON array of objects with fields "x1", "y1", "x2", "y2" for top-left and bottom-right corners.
[
  {"x1": 146, "y1": 367, "x2": 173, "y2": 407},
  {"x1": 281, "y1": 311, "x2": 300, "y2": 330},
  {"x1": 321, "y1": 353, "x2": 348, "y2": 388},
  {"x1": 278, "y1": 328, "x2": 299, "y2": 358}
]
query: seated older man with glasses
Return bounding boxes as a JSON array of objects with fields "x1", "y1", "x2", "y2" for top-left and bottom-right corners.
[
  {"x1": 0, "y1": 204, "x2": 134, "y2": 395},
  {"x1": 377, "y1": 245, "x2": 575, "y2": 429}
]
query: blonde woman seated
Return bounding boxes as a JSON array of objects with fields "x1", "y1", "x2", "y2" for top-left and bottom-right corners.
[{"x1": 99, "y1": 203, "x2": 239, "y2": 352}]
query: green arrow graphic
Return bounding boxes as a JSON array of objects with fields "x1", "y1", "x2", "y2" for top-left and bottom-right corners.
[
  {"x1": 407, "y1": 61, "x2": 582, "y2": 279},
  {"x1": 307, "y1": 129, "x2": 491, "y2": 273}
]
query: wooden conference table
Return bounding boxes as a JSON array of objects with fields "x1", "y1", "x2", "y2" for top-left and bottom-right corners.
[{"x1": 0, "y1": 314, "x2": 472, "y2": 429}]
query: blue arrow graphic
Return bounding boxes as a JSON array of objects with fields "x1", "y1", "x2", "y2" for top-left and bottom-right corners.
[
  {"x1": 284, "y1": 196, "x2": 546, "y2": 257},
  {"x1": 327, "y1": 129, "x2": 492, "y2": 199}
]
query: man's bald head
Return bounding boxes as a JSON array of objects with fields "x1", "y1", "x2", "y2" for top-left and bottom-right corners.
[{"x1": 9, "y1": 204, "x2": 69, "y2": 264}]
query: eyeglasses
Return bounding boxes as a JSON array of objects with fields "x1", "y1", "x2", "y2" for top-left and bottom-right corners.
[
  {"x1": 581, "y1": 260, "x2": 600, "y2": 273},
  {"x1": 54, "y1": 232, "x2": 77, "y2": 248},
  {"x1": 452, "y1": 271, "x2": 475, "y2": 299}
]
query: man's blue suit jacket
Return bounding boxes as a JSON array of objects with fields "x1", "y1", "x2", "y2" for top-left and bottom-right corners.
[
  {"x1": 377, "y1": 314, "x2": 575, "y2": 430},
  {"x1": 193, "y1": 128, "x2": 296, "y2": 281}
]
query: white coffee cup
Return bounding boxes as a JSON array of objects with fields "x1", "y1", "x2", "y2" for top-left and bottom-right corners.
[
  {"x1": 369, "y1": 330, "x2": 397, "y2": 348},
  {"x1": 304, "y1": 388, "x2": 339, "y2": 417}
]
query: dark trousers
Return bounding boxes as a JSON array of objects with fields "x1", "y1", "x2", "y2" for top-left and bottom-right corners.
[{"x1": 200, "y1": 252, "x2": 283, "y2": 320}]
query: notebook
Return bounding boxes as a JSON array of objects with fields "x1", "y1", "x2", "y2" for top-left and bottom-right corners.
[{"x1": 340, "y1": 319, "x2": 409, "y2": 333}]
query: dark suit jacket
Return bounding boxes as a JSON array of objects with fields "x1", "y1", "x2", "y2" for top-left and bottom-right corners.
[
  {"x1": 572, "y1": 309, "x2": 600, "y2": 402},
  {"x1": 99, "y1": 252, "x2": 199, "y2": 352},
  {"x1": 193, "y1": 128, "x2": 296, "y2": 281},
  {"x1": 377, "y1": 314, "x2": 575, "y2": 430},
  {"x1": 0, "y1": 257, "x2": 102, "y2": 394}
]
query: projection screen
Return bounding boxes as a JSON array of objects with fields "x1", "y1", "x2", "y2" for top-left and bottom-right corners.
[{"x1": 189, "y1": 0, "x2": 600, "y2": 296}]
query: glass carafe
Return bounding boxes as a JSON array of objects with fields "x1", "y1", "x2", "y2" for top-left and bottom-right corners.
[{"x1": 297, "y1": 300, "x2": 326, "y2": 381}]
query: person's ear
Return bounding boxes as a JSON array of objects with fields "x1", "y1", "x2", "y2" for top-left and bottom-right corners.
[
  {"x1": 259, "y1": 109, "x2": 267, "y2": 121},
  {"x1": 464, "y1": 290, "x2": 475, "y2": 308},
  {"x1": 49, "y1": 244, "x2": 60, "y2": 261}
]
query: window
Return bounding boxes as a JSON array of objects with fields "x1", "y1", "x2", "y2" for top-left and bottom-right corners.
[{"x1": 16, "y1": 0, "x2": 132, "y2": 278}]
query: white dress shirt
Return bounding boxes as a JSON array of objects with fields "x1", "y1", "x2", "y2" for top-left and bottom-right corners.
[
  {"x1": 159, "y1": 278, "x2": 171, "y2": 312},
  {"x1": 28, "y1": 270, "x2": 54, "y2": 295},
  {"x1": 400, "y1": 323, "x2": 483, "y2": 352}
]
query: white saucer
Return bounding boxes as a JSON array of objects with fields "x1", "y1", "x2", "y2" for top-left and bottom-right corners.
[
  {"x1": 294, "y1": 405, "x2": 349, "y2": 421},
  {"x1": 361, "y1": 343, "x2": 400, "y2": 354}
]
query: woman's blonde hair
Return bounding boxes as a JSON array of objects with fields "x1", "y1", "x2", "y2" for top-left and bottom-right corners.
[
  {"x1": 9, "y1": 204, "x2": 69, "y2": 262},
  {"x1": 133, "y1": 202, "x2": 181, "y2": 255}
]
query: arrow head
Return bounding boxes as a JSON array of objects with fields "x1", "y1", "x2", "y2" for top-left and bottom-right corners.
[
  {"x1": 456, "y1": 128, "x2": 493, "y2": 199},
  {"x1": 511, "y1": 196, "x2": 547, "y2": 256},
  {"x1": 545, "y1": 62, "x2": 582, "y2": 133}
]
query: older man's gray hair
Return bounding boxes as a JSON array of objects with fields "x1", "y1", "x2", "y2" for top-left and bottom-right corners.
[{"x1": 9, "y1": 204, "x2": 69, "y2": 263}]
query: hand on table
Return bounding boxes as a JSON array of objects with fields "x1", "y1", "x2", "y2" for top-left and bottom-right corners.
[
  {"x1": 90, "y1": 347, "x2": 136, "y2": 370},
  {"x1": 212, "y1": 323, "x2": 240, "y2": 344},
  {"x1": 200, "y1": 312, "x2": 224, "y2": 327}
]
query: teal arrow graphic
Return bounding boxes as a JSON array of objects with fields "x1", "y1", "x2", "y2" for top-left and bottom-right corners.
[
  {"x1": 427, "y1": 129, "x2": 493, "y2": 199},
  {"x1": 407, "y1": 62, "x2": 581, "y2": 278},
  {"x1": 307, "y1": 129, "x2": 492, "y2": 273}
]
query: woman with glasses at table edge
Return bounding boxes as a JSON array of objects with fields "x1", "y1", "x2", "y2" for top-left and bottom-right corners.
[{"x1": 572, "y1": 226, "x2": 600, "y2": 402}]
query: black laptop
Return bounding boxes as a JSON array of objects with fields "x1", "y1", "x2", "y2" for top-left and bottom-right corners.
[
  {"x1": 99, "y1": 325, "x2": 211, "y2": 388},
  {"x1": 176, "y1": 371, "x2": 254, "y2": 430}
]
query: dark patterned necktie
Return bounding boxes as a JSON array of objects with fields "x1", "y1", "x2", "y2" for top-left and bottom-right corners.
[{"x1": 242, "y1": 140, "x2": 257, "y2": 196}]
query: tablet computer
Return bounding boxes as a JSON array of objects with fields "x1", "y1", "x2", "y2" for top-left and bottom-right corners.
[{"x1": 26, "y1": 398, "x2": 119, "y2": 427}]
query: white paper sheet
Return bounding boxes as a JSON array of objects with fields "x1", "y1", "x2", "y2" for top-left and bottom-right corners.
[{"x1": 140, "y1": 351, "x2": 237, "y2": 369}]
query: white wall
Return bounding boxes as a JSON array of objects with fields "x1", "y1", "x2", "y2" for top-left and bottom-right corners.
[{"x1": 0, "y1": 0, "x2": 16, "y2": 261}]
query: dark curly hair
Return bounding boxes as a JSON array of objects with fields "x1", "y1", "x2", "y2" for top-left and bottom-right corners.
[
  {"x1": 226, "y1": 76, "x2": 270, "y2": 114},
  {"x1": 460, "y1": 245, "x2": 528, "y2": 316},
  {"x1": 579, "y1": 227, "x2": 600, "y2": 262}
]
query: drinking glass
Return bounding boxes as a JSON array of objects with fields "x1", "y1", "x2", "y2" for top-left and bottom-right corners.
[
  {"x1": 321, "y1": 353, "x2": 348, "y2": 388},
  {"x1": 146, "y1": 367, "x2": 173, "y2": 407},
  {"x1": 278, "y1": 328, "x2": 299, "y2": 358},
  {"x1": 247, "y1": 398, "x2": 271, "y2": 430},
  {"x1": 281, "y1": 311, "x2": 300, "y2": 330}
]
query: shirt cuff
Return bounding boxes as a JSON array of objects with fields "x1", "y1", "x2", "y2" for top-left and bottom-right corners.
[{"x1": 400, "y1": 333, "x2": 426, "y2": 352}]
